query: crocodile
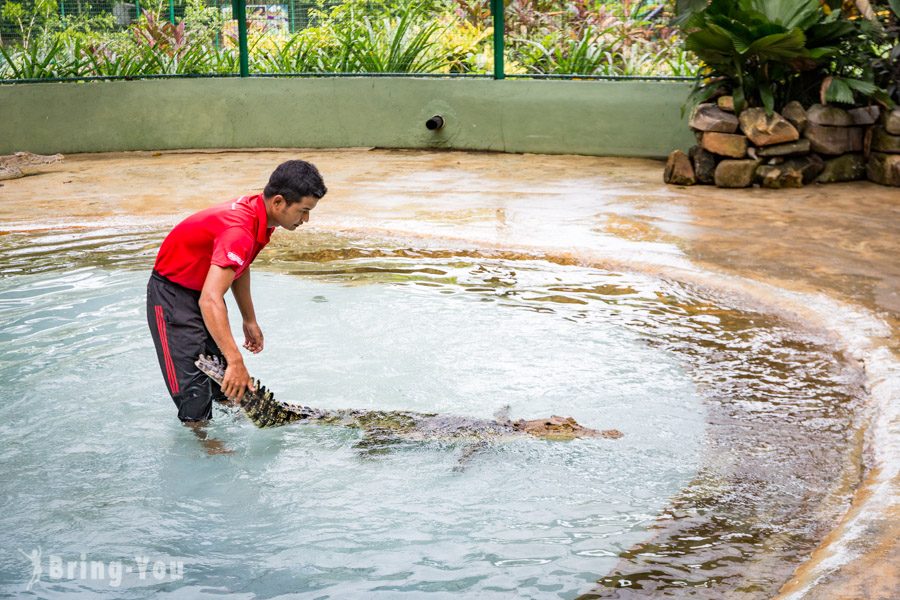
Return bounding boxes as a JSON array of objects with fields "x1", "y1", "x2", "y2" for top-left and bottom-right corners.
[
  {"x1": 196, "y1": 354, "x2": 622, "y2": 463},
  {"x1": 0, "y1": 152, "x2": 64, "y2": 181}
]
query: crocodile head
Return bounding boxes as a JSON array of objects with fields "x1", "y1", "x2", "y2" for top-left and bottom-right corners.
[{"x1": 513, "y1": 415, "x2": 623, "y2": 441}]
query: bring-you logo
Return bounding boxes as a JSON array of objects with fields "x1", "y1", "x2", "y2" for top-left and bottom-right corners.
[{"x1": 18, "y1": 547, "x2": 184, "y2": 590}]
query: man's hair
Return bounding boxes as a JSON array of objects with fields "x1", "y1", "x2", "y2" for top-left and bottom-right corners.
[{"x1": 264, "y1": 160, "x2": 327, "y2": 203}]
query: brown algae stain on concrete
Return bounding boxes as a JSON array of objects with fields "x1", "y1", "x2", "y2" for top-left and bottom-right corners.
[{"x1": 599, "y1": 214, "x2": 675, "y2": 244}]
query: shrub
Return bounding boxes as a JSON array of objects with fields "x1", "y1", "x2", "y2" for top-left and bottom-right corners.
[{"x1": 677, "y1": 0, "x2": 891, "y2": 113}]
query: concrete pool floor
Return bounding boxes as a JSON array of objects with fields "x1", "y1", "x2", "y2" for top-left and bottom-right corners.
[{"x1": 0, "y1": 148, "x2": 897, "y2": 598}]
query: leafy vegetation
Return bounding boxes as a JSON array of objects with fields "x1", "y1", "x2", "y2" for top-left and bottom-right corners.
[
  {"x1": 871, "y1": 0, "x2": 900, "y2": 103},
  {"x1": 0, "y1": 0, "x2": 699, "y2": 79},
  {"x1": 676, "y1": 0, "x2": 896, "y2": 113}
]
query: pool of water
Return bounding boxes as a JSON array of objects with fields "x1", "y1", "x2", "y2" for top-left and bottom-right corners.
[{"x1": 0, "y1": 227, "x2": 863, "y2": 598}]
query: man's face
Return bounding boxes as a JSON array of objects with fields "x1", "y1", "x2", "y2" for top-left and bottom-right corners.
[{"x1": 273, "y1": 195, "x2": 319, "y2": 230}]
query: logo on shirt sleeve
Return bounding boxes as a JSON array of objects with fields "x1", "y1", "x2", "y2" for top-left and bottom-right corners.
[{"x1": 226, "y1": 251, "x2": 245, "y2": 266}]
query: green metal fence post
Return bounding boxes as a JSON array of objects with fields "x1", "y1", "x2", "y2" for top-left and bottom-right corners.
[
  {"x1": 135, "y1": 0, "x2": 142, "y2": 19},
  {"x1": 289, "y1": 0, "x2": 296, "y2": 33},
  {"x1": 233, "y1": 0, "x2": 249, "y2": 77},
  {"x1": 490, "y1": 0, "x2": 504, "y2": 80},
  {"x1": 169, "y1": 0, "x2": 175, "y2": 23},
  {"x1": 60, "y1": 0, "x2": 65, "y2": 19},
  {"x1": 214, "y1": 0, "x2": 220, "y2": 51}
]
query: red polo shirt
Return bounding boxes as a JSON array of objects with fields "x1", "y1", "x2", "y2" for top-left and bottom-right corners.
[{"x1": 154, "y1": 194, "x2": 275, "y2": 291}]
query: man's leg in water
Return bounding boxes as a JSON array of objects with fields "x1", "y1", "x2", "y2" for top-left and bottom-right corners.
[{"x1": 147, "y1": 274, "x2": 231, "y2": 454}]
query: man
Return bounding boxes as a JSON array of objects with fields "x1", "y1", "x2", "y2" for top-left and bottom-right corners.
[{"x1": 147, "y1": 159, "x2": 326, "y2": 427}]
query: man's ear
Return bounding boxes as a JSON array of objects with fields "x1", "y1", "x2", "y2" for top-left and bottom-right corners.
[{"x1": 271, "y1": 194, "x2": 285, "y2": 209}]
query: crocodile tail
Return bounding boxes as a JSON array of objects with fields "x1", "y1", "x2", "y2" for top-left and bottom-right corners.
[
  {"x1": 195, "y1": 354, "x2": 302, "y2": 428},
  {"x1": 241, "y1": 383, "x2": 307, "y2": 428}
]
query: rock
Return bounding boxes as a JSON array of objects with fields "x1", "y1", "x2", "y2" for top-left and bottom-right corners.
[
  {"x1": 864, "y1": 126, "x2": 874, "y2": 156},
  {"x1": 701, "y1": 132, "x2": 748, "y2": 158},
  {"x1": 755, "y1": 164, "x2": 804, "y2": 188},
  {"x1": 807, "y1": 103, "x2": 854, "y2": 127},
  {"x1": 689, "y1": 145, "x2": 717, "y2": 184},
  {"x1": 738, "y1": 108, "x2": 799, "y2": 146},
  {"x1": 815, "y1": 153, "x2": 866, "y2": 183},
  {"x1": 757, "y1": 139, "x2": 811, "y2": 157},
  {"x1": 871, "y1": 127, "x2": 900, "y2": 154},
  {"x1": 885, "y1": 108, "x2": 900, "y2": 135},
  {"x1": 848, "y1": 106, "x2": 880, "y2": 126},
  {"x1": 767, "y1": 157, "x2": 785, "y2": 165},
  {"x1": 867, "y1": 152, "x2": 900, "y2": 186},
  {"x1": 804, "y1": 123, "x2": 864, "y2": 155},
  {"x1": 782, "y1": 101, "x2": 808, "y2": 134},
  {"x1": 714, "y1": 159, "x2": 760, "y2": 188},
  {"x1": 783, "y1": 154, "x2": 826, "y2": 184},
  {"x1": 717, "y1": 96, "x2": 735, "y2": 112},
  {"x1": 689, "y1": 103, "x2": 740, "y2": 133},
  {"x1": 664, "y1": 150, "x2": 696, "y2": 185}
]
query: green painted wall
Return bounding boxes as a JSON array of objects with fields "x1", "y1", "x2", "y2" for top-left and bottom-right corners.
[{"x1": 0, "y1": 77, "x2": 695, "y2": 157}]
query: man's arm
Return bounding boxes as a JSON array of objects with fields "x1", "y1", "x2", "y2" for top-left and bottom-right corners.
[
  {"x1": 199, "y1": 265, "x2": 252, "y2": 401},
  {"x1": 231, "y1": 268, "x2": 264, "y2": 354}
]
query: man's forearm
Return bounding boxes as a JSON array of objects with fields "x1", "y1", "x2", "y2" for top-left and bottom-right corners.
[
  {"x1": 231, "y1": 269, "x2": 257, "y2": 323},
  {"x1": 199, "y1": 295, "x2": 242, "y2": 363}
]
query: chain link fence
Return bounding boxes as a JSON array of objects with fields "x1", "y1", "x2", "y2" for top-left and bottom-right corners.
[
  {"x1": 0, "y1": 0, "x2": 341, "y2": 41},
  {"x1": 0, "y1": 0, "x2": 697, "y2": 80}
]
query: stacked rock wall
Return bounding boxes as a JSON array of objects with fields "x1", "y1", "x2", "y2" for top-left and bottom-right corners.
[{"x1": 665, "y1": 99, "x2": 900, "y2": 188}]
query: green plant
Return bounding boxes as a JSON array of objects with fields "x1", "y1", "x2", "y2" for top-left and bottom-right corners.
[
  {"x1": 1, "y1": 0, "x2": 57, "y2": 46},
  {"x1": 648, "y1": 34, "x2": 699, "y2": 76},
  {"x1": 81, "y1": 42, "x2": 152, "y2": 77},
  {"x1": 0, "y1": 0, "x2": 695, "y2": 80},
  {"x1": 129, "y1": 9, "x2": 221, "y2": 74},
  {"x1": 515, "y1": 26, "x2": 617, "y2": 75},
  {"x1": 0, "y1": 35, "x2": 85, "y2": 78},
  {"x1": 870, "y1": 0, "x2": 900, "y2": 103},
  {"x1": 252, "y1": 31, "x2": 325, "y2": 73},
  {"x1": 205, "y1": 45, "x2": 242, "y2": 73},
  {"x1": 678, "y1": 0, "x2": 890, "y2": 113},
  {"x1": 325, "y1": 2, "x2": 446, "y2": 72},
  {"x1": 434, "y1": 16, "x2": 492, "y2": 73},
  {"x1": 182, "y1": 0, "x2": 224, "y2": 46},
  {"x1": 506, "y1": 1, "x2": 696, "y2": 77}
]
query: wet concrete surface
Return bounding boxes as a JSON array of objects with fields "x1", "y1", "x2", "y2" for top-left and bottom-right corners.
[
  {"x1": 3, "y1": 149, "x2": 897, "y2": 338},
  {"x1": 0, "y1": 148, "x2": 897, "y2": 598}
]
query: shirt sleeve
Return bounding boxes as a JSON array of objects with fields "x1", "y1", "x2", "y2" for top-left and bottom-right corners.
[{"x1": 211, "y1": 227, "x2": 254, "y2": 272}]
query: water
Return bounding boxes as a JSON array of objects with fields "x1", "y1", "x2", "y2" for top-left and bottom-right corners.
[{"x1": 0, "y1": 228, "x2": 863, "y2": 598}]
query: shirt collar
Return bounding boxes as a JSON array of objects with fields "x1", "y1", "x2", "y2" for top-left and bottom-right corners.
[{"x1": 253, "y1": 194, "x2": 274, "y2": 244}]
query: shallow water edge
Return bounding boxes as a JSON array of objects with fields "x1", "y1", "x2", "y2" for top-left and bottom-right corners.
[{"x1": 0, "y1": 148, "x2": 896, "y2": 598}]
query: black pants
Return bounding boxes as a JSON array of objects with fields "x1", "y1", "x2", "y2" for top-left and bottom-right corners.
[{"x1": 146, "y1": 272, "x2": 227, "y2": 421}]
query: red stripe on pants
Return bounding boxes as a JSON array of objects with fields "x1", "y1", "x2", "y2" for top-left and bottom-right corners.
[{"x1": 154, "y1": 305, "x2": 180, "y2": 394}]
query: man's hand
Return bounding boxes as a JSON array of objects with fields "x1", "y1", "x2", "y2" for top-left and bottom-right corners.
[
  {"x1": 242, "y1": 320, "x2": 264, "y2": 353},
  {"x1": 221, "y1": 360, "x2": 253, "y2": 403}
]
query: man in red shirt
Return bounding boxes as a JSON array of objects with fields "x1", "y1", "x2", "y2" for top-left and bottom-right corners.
[{"x1": 147, "y1": 160, "x2": 326, "y2": 427}]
